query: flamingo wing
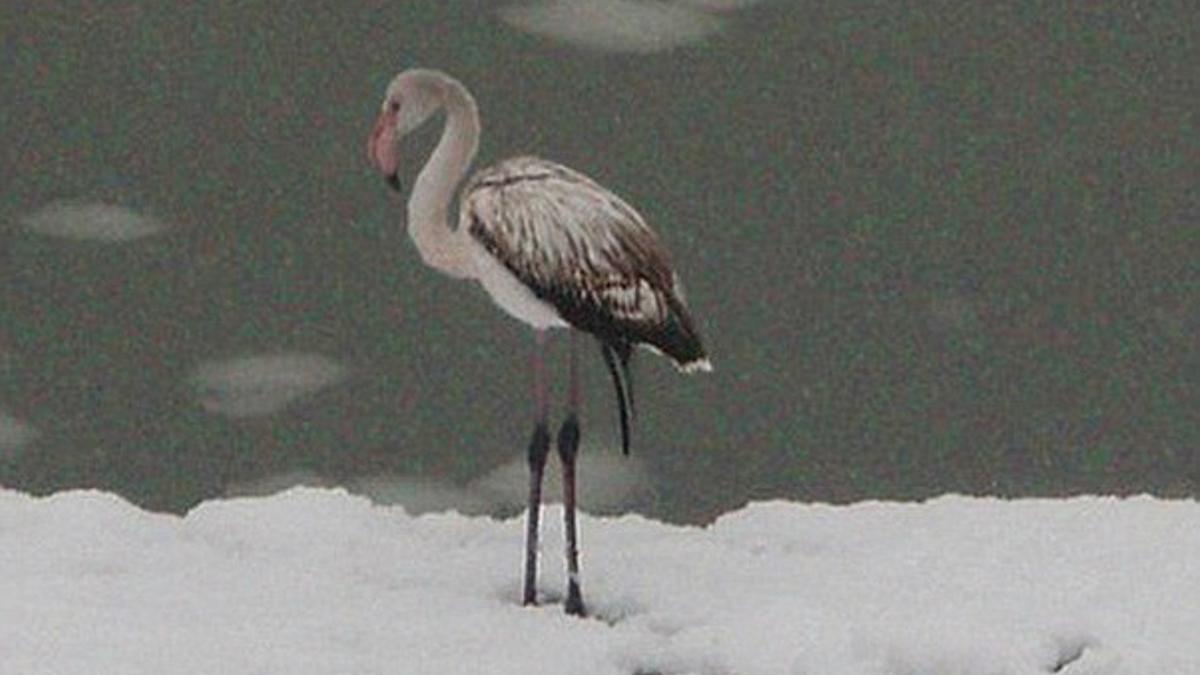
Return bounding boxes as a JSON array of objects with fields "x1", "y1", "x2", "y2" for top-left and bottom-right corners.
[{"x1": 462, "y1": 157, "x2": 707, "y2": 369}]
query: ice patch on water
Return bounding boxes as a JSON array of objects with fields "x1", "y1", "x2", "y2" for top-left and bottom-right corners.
[
  {"x1": 0, "y1": 412, "x2": 38, "y2": 459},
  {"x1": 189, "y1": 353, "x2": 349, "y2": 419},
  {"x1": 499, "y1": 0, "x2": 724, "y2": 54},
  {"x1": 20, "y1": 201, "x2": 168, "y2": 242}
]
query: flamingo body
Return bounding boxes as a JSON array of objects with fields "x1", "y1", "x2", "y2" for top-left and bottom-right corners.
[{"x1": 461, "y1": 156, "x2": 709, "y2": 370}]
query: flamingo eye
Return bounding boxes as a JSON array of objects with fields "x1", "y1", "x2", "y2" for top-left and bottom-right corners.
[{"x1": 388, "y1": 100, "x2": 401, "y2": 113}]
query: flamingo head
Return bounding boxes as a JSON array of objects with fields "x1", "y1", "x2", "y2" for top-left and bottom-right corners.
[{"x1": 367, "y1": 69, "x2": 445, "y2": 193}]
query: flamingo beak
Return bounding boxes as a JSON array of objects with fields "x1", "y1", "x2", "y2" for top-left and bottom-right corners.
[{"x1": 367, "y1": 108, "x2": 401, "y2": 192}]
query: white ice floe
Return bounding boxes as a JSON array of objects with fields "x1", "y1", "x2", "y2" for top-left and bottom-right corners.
[
  {"x1": 469, "y1": 447, "x2": 657, "y2": 515},
  {"x1": 927, "y1": 291, "x2": 982, "y2": 335},
  {"x1": 19, "y1": 201, "x2": 168, "y2": 242},
  {"x1": 218, "y1": 443, "x2": 656, "y2": 516},
  {"x1": 498, "y1": 0, "x2": 724, "y2": 54},
  {"x1": 677, "y1": 0, "x2": 769, "y2": 12},
  {"x1": 0, "y1": 413, "x2": 38, "y2": 458},
  {"x1": 229, "y1": 471, "x2": 494, "y2": 517},
  {"x1": 224, "y1": 469, "x2": 331, "y2": 498},
  {"x1": 347, "y1": 474, "x2": 496, "y2": 516},
  {"x1": 189, "y1": 353, "x2": 349, "y2": 419},
  {"x1": 0, "y1": 488, "x2": 1196, "y2": 673}
]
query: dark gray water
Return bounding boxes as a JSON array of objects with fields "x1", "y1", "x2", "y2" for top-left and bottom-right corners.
[{"x1": 1, "y1": 2, "x2": 1195, "y2": 522}]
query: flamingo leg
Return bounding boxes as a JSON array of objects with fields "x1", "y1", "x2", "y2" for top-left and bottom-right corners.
[
  {"x1": 559, "y1": 331, "x2": 585, "y2": 616},
  {"x1": 523, "y1": 330, "x2": 551, "y2": 606}
]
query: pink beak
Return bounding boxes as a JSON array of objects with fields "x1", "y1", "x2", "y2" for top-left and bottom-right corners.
[{"x1": 367, "y1": 108, "x2": 400, "y2": 190}]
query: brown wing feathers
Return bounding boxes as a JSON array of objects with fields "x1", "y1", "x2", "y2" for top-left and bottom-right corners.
[{"x1": 464, "y1": 158, "x2": 706, "y2": 368}]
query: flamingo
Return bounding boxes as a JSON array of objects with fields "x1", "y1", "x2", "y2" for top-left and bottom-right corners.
[{"x1": 366, "y1": 68, "x2": 711, "y2": 616}]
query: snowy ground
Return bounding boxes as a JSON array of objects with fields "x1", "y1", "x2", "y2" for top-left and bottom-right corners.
[{"x1": 0, "y1": 488, "x2": 1196, "y2": 674}]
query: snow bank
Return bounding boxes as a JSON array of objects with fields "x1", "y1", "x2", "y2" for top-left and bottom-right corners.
[{"x1": 0, "y1": 488, "x2": 1196, "y2": 674}]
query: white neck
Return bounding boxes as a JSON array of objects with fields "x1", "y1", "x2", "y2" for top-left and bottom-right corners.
[{"x1": 406, "y1": 75, "x2": 479, "y2": 279}]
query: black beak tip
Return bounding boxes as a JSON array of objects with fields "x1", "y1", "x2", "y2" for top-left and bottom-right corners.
[{"x1": 386, "y1": 173, "x2": 402, "y2": 192}]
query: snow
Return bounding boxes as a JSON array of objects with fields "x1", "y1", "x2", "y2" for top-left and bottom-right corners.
[
  {"x1": 188, "y1": 353, "x2": 350, "y2": 419},
  {"x1": 1, "y1": 487, "x2": 1195, "y2": 674},
  {"x1": 19, "y1": 201, "x2": 169, "y2": 242}
]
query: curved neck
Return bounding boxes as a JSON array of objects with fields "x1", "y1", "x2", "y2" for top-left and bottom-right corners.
[{"x1": 407, "y1": 76, "x2": 480, "y2": 279}]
